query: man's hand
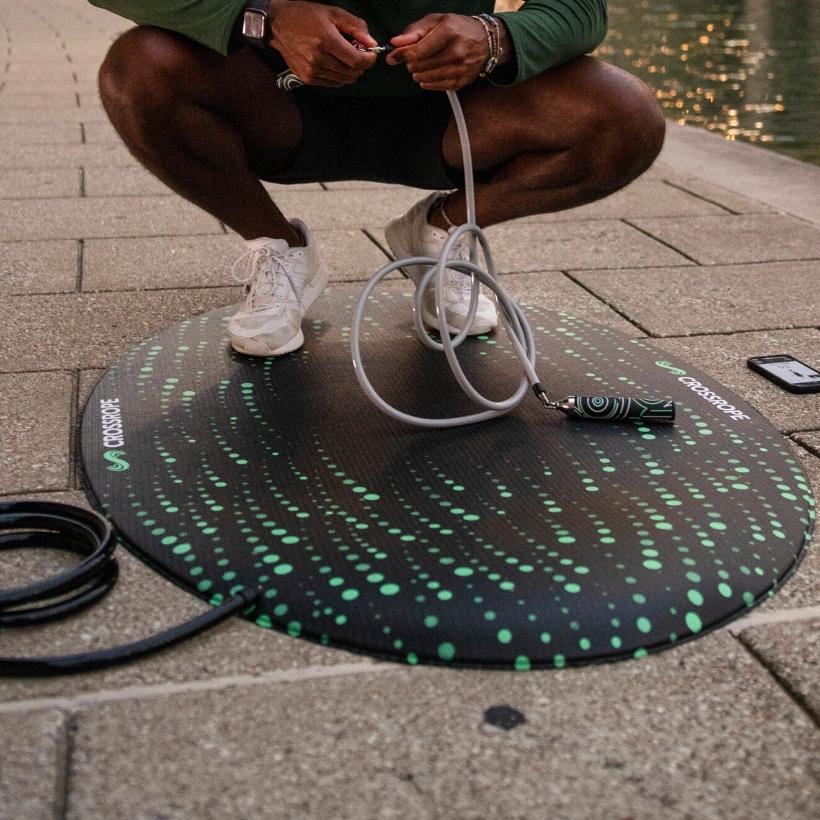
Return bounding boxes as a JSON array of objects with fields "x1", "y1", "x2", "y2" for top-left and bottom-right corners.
[
  {"x1": 386, "y1": 14, "x2": 489, "y2": 91},
  {"x1": 267, "y1": 0, "x2": 378, "y2": 87}
]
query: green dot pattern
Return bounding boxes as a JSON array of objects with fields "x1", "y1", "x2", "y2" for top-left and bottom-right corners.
[{"x1": 83, "y1": 298, "x2": 815, "y2": 671}]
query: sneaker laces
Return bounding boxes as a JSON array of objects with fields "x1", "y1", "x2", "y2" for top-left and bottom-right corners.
[
  {"x1": 231, "y1": 245, "x2": 304, "y2": 314},
  {"x1": 443, "y1": 237, "x2": 477, "y2": 299}
]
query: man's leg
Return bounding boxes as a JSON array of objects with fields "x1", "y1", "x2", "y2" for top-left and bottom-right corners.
[
  {"x1": 428, "y1": 56, "x2": 666, "y2": 230},
  {"x1": 98, "y1": 27, "x2": 304, "y2": 247}
]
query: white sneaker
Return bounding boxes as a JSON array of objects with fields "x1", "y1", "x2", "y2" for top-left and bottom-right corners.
[
  {"x1": 384, "y1": 191, "x2": 498, "y2": 336},
  {"x1": 228, "y1": 219, "x2": 329, "y2": 356}
]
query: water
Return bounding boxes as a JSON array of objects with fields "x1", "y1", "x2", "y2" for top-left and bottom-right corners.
[{"x1": 599, "y1": 1, "x2": 820, "y2": 166}]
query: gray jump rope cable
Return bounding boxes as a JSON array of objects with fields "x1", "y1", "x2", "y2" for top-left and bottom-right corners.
[{"x1": 347, "y1": 90, "x2": 675, "y2": 427}]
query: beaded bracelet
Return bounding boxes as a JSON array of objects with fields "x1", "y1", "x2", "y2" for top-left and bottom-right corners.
[{"x1": 470, "y1": 13, "x2": 502, "y2": 77}]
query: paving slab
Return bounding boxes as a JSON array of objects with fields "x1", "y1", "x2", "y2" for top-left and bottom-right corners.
[
  {"x1": 658, "y1": 175, "x2": 776, "y2": 215},
  {"x1": 631, "y1": 213, "x2": 820, "y2": 265},
  {"x1": 279, "y1": 188, "x2": 431, "y2": 229},
  {"x1": 0, "y1": 92, "x2": 82, "y2": 112},
  {"x1": 0, "y1": 108, "x2": 111, "y2": 124},
  {"x1": 478, "y1": 219, "x2": 693, "y2": 271},
  {"x1": 0, "y1": 709, "x2": 66, "y2": 820},
  {"x1": 498, "y1": 271, "x2": 644, "y2": 336},
  {"x1": 0, "y1": 372, "x2": 74, "y2": 494},
  {"x1": 661, "y1": 122, "x2": 820, "y2": 226},
  {"x1": 0, "y1": 142, "x2": 134, "y2": 171},
  {"x1": 83, "y1": 166, "x2": 173, "y2": 198},
  {"x1": 653, "y1": 328, "x2": 820, "y2": 433},
  {"x1": 570, "y1": 260, "x2": 820, "y2": 336},
  {"x1": 82, "y1": 229, "x2": 389, "y2": 290},
  {"x1": 66, "y1": 632, "x2": 820, "y2": 820},
  {"x1": 80, "y1": 121, "x2": 120, "y2": 144},
  {"x1": 0, "y1": 168, "x2": 81, "y2": 199},
  {"x1": 0, "y1": 288, "x2": 238, "y2": 372},
  {"x1": 0, "y1": 123, "x2": 82, "y2": 145},
  {"x1": 0, "y1": 196, "x2": 221, "y2": 241},
  {"x1": 795, "y1": 431, "x2": 820, "y2": 459},
  {"x1": 738, "y1": 619, "x2": 820, "y2": 724},
  {"x1": 1, "y1": 240, "x2": 78, "y2": 294},
  {"x1": 515, "y1": 178, "x2": 728, "y2": 223}
]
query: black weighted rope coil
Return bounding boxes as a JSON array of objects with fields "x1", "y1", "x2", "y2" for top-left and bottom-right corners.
[{"x1": 0, "y1": 500, "x2": 258, "y2": 677}]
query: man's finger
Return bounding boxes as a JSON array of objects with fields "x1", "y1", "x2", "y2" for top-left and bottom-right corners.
[
  {"x1": 324, "y1": 31, "x2": 378, "y2": 71},
  {"x1": 332, "y1": 10, "x2": 378, "y2": 48}
]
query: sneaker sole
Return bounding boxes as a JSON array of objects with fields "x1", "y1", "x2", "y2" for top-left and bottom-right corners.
[
  {"x1": 384, "y1": 220, "x2": 496, "y2": 337},
  {"x1": 230, "y1": 328, "x2": 305, "y2": 357}
]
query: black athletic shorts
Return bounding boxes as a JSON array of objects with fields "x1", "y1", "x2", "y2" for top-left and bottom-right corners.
[{"x1": 262, "y1": 88, "x2": 468, "y2": 190}]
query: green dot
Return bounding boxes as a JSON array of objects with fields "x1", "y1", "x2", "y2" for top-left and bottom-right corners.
[
  {"x1": 636, "y1": 616, "x2": 652, "y2": 634},
  {"x1": 574, "y1": 565, "x2": 590, "y2": 575},
  {"x1": 274, "y1": 563, "x2": 293, "y2": 575},
  {"x1": 363, "y1": 493, "x2": 380, "y2": 501},
  {"x1": 687, "y1": 589, "x2": 704, "y2": 607},
  {"x1": 540, "y1": 632, "x2": 551, "y2": 644},
  {"x1": 709, "y1": 521, "x2": 727, "y2": 531},
  {"x1": 437, "y1": 590, "x2": 453, "y2": 601},
  {"x1": 553, "y1": 654, "x2": 566, "y2": 669},
  {"x1": 438, "y1": 642, "x2": 456, "y2": 661},
  {"x1": 497, "y1": 628, "x2": 512, "y2": 644},
  {"x1": 643, "y1": 560, "x2": 663, "y2": 571},
  {"x1": 685, "y1": 612, "x2": 702, "y2": 633},
  {"x1": 634, "y1": 648, "x2": 648, "y2": 659},
  {"x1": 172, "y1": 543, "x2": 191, "y2": 555},
  {"x1": 454, "y1": 567, "x2": 473, "y2": 577},
  {"x1": 281, "y1": 536, "x2": 300, "y2": 545},
  {"x1": 718, "y1": 582, "x2": 733, "y2": 598},
  {"x1": 579, "y1": 637, "x2": 591, "y2": 650},
  {"x1": 196, "y1": 580, "x2": 213, "y2": 592},
  {"x1": 514, "y1": 655, "x2": 531, "y2": 671},
  {"x1": 424, "y1": 615, "x2": 438, "y2": 628},
  {"x1": 341, "y1": 588, "x2": 359, "y2": 601},
  {"x1": 564, "y1": 583, "x2": 581, "y2": 593},
  {"x1": 406, "y1": 652, "x2": 419, "y2": 665},
  {"x1": 743, "y1": 591, "x2": 755, "y2": 606},
  {"x1": 685, "y1": 571, "x2": 702, "y2": 583},
  {"x1": 611, "y1": 636, "x2": 622, "y2": 649},
  {"x1": 484, "y1": 611, "x2": 496, "y2": 621},
  {"x1": 380, "y1": 583, "x2": 400, "y2": 596}
]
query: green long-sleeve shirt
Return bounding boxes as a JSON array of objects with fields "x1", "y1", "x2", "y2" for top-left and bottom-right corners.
[{"x1": 88, "y1": 0, "x2": 607, "y2": 96}]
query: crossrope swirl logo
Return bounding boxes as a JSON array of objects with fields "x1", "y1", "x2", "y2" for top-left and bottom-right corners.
[{"x1": 103, "y1": 450, "x2": 130, "y2": 472}]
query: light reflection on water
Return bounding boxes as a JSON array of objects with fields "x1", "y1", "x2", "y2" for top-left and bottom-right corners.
[
  {"x1": 601, "y1": 1, "x2": 820, "y2": 165},
  {"x1": 496, "y1": 1, "x2": 820, "y2": 166}
]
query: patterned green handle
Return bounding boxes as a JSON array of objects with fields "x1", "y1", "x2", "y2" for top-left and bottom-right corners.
[{"x1": 562, "y1": 395, "x2": 675, "y2": 423}]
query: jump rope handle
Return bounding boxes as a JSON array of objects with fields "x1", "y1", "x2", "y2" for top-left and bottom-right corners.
[{"x1": 558, "y1": 396, "x2": 676, "y2": 423}]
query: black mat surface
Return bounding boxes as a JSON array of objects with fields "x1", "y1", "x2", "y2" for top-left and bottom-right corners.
[{"x1": 81, "y1": 283, "x2": 815, "y2": 669}]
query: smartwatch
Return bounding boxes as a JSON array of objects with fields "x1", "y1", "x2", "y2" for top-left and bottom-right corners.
[{"x1": 242, "y1": 0, "x2": 271, "y2": 46}]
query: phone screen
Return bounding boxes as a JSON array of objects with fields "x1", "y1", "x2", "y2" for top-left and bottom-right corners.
[{"x1": 756, "y1": 358, "x2": 820, "y2": 384}]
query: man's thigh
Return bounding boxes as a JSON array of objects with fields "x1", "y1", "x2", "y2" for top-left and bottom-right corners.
[{"x1": 442, "y1": 56, "x2": 665, "y2": 179}]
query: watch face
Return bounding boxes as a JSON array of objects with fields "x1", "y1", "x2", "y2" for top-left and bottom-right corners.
[{"x1": 243, "y1": 10, "x2": 266, "y2": 40}]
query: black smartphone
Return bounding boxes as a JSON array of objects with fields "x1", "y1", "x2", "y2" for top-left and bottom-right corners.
[{"x1": 747, "y1": 354, "x2": 820, "y2": 394}]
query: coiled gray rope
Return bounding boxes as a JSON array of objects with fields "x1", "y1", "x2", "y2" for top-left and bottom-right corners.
[{"x1": 351, "y1": 89, "x2": 541, "y2": 428}]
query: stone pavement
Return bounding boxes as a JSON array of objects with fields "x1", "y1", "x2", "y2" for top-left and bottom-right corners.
[{"x1": 1, "y1": 2, "x2": 819, "y2": 818}]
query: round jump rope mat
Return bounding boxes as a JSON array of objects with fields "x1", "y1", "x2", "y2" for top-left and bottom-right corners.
[{"x1": 81, "y1": 282, "x2": 815, "y2": 670}]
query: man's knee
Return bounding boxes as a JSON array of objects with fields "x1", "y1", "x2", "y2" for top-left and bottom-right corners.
[
  {"x1": 98, "y1": 26, "x2": 200, "y2": 134},
  {"x1": 584, "y1": 66, "x2": 666, "y2": 194}
]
